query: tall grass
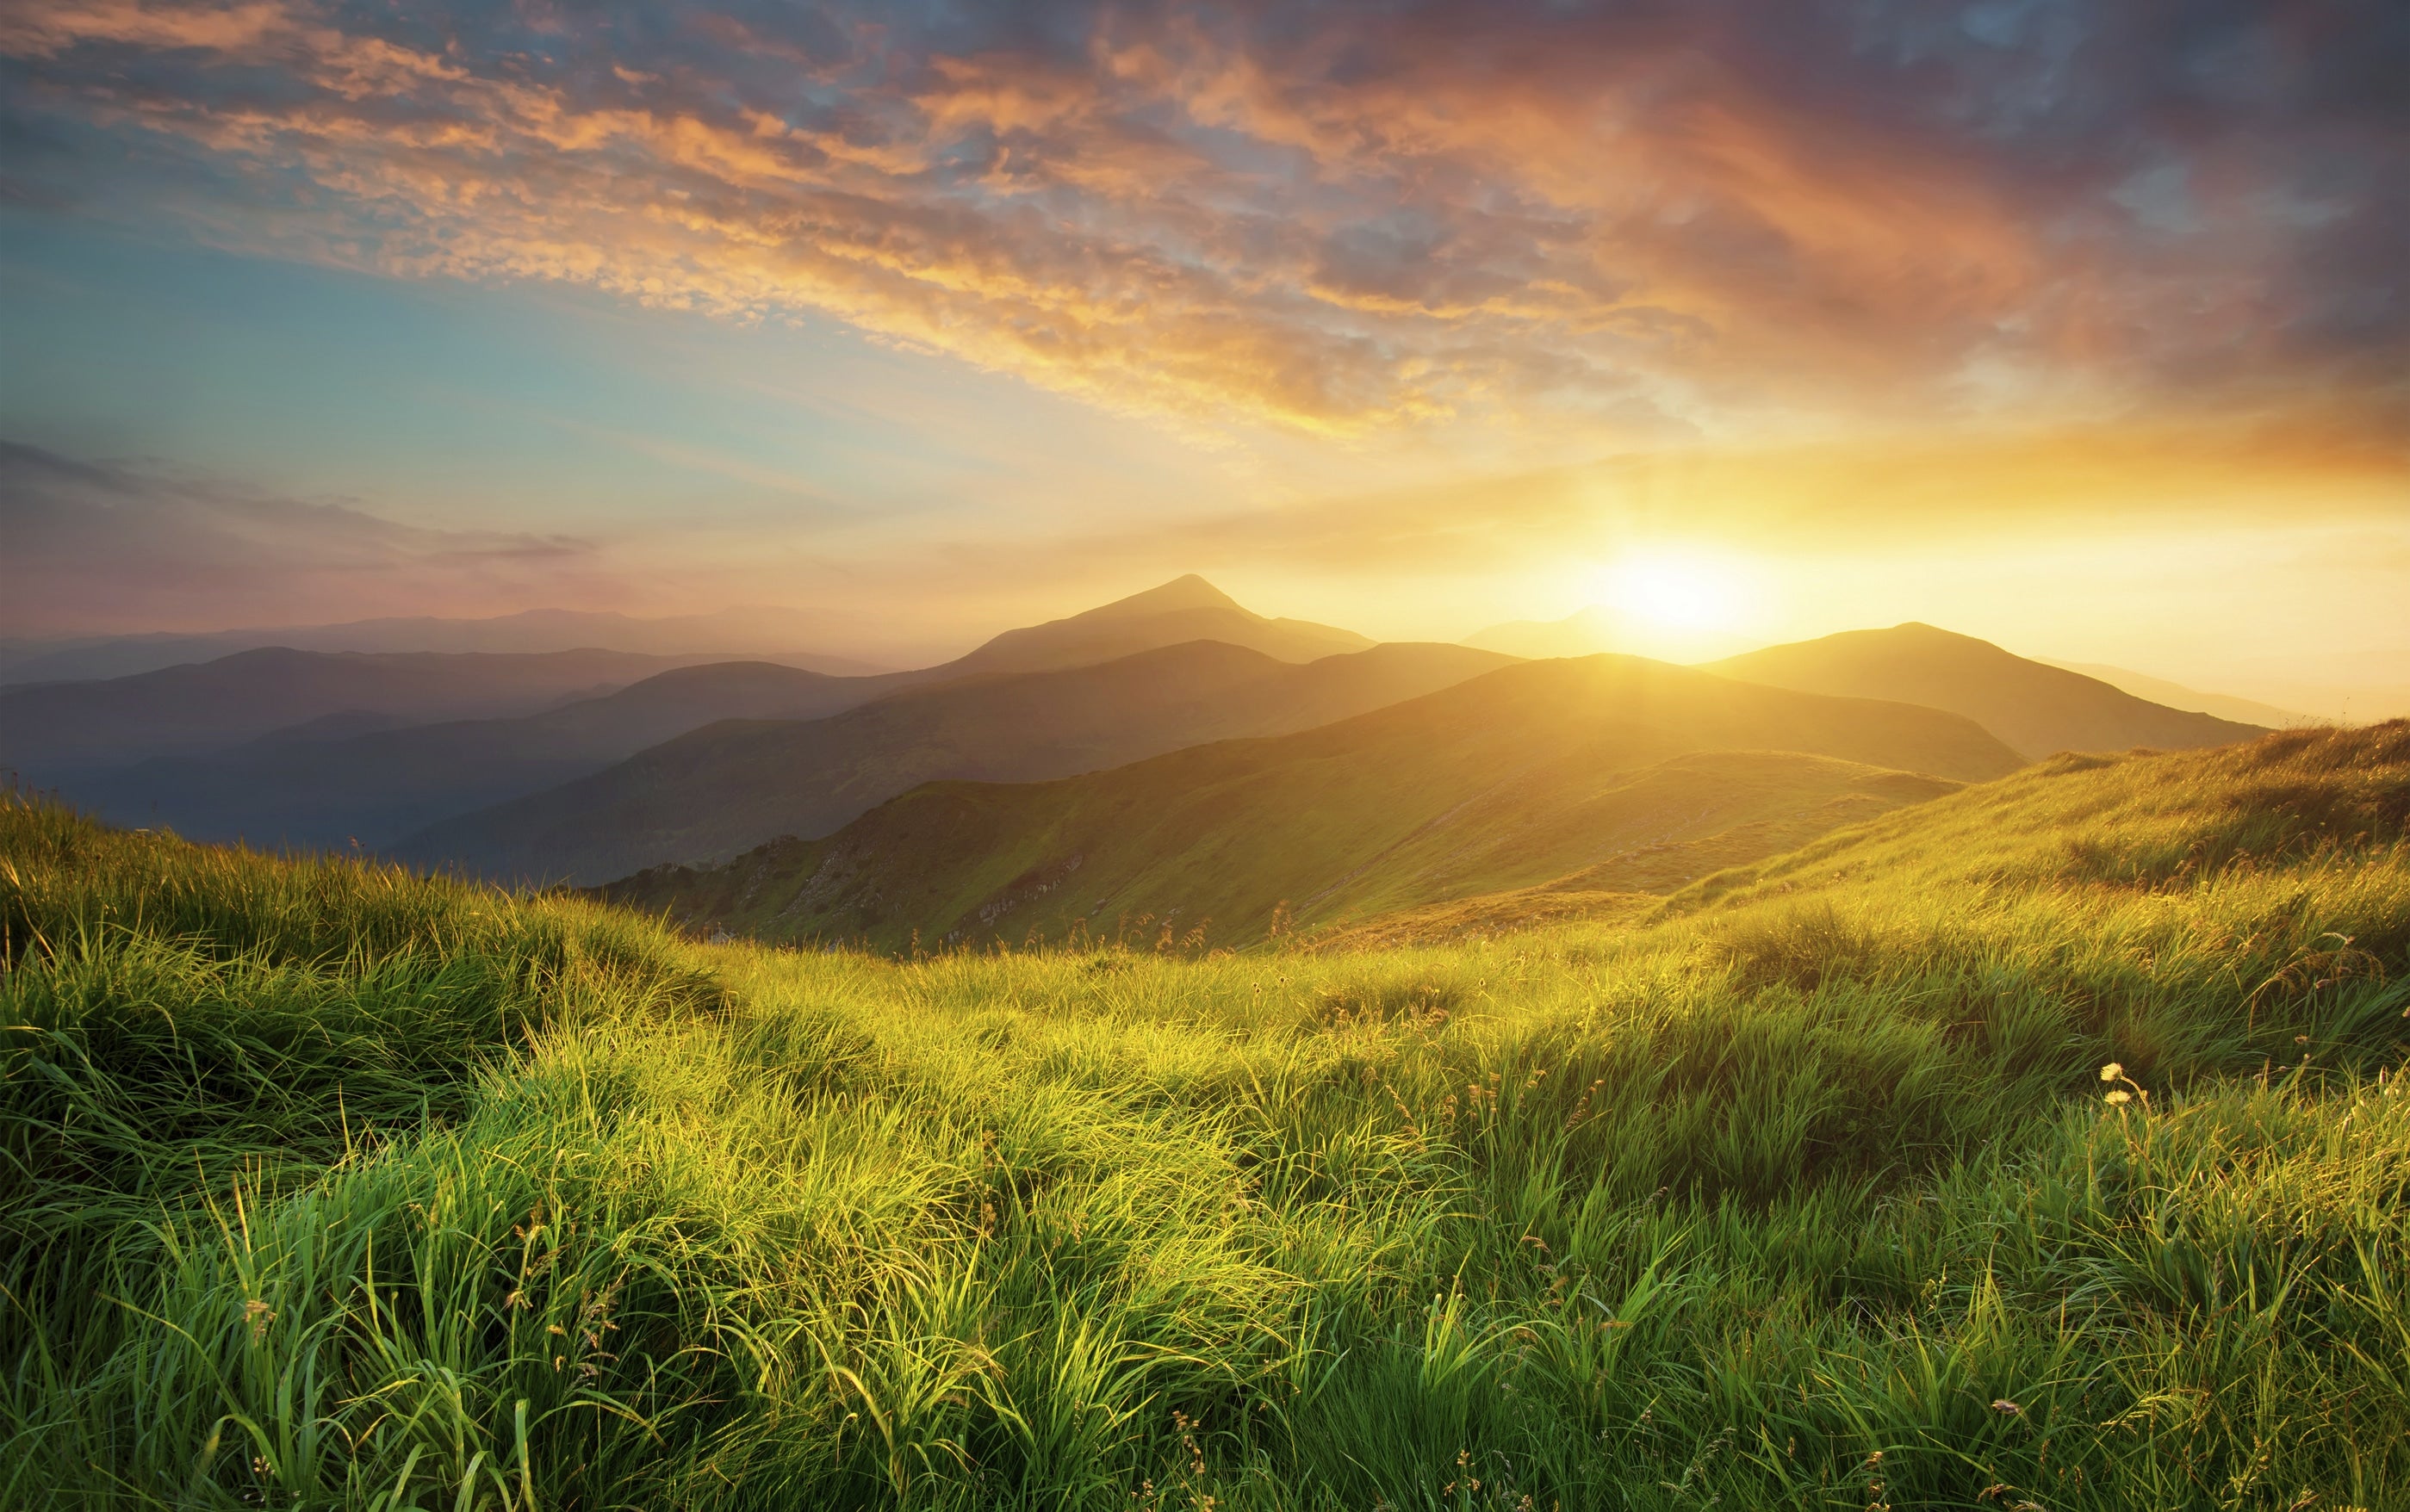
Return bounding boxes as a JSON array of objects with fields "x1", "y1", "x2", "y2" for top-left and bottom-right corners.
[{"x1": 3, "y1": 724, "x2": 2406, "y2": 1508}]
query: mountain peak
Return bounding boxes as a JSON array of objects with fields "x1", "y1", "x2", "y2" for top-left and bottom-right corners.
[{"x1": 1084, "y1": 574, "x2": 1248, "y2": 622}]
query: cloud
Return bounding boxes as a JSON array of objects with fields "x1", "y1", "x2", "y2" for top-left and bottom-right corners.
[
  {"x1": 0, "y1": 0, "x2": 2397, "y2": 446},
  {"x1": 0, "y1": 440, "x2": 618, "y2": 633}
]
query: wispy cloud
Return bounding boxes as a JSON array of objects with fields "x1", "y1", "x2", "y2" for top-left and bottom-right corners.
[
  {"x1": 4, "y1": 0, "x2": 2399, "y2": 443},
  {"x1": 0, "y1": 440, "x2": 618, "y2": 632}
]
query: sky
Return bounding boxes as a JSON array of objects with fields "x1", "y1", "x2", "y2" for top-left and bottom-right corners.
[{"x1": 1, "y1": 0, "x2": 2404, "y2": 707}]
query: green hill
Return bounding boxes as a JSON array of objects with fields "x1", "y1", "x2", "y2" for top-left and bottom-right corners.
[
  {"x1": 6, "y1": 722, "x2": 2403, "y2": 1507},
  {"x1": 601, "y1": 654, "x2": 2022, "y2": 949},
  {"x1": 399, "y1": 639, "x2": 1513, "y2": 883},
  {"x1": 1705, "y1": 622, "x2": 2267, "y2": 759}
]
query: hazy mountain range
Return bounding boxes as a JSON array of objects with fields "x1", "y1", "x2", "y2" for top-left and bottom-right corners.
[
  {"x1": 6, "y1": 576, "x2": 1381, "y2": 858},
  {"x1": 397, "y1": 638, "x2": 1507, "y2": 884},
  {"x1": 601, "y1": 653, "x2": 2022, "y2": 949},
  {"x1": 9, "y1": 576, "x2": 2296, "y2": 933},
  {"x1": 0, "y1": 606, "x2": 891, "y2": 687}
]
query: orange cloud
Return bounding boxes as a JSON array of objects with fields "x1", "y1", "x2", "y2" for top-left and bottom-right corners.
[{"x1": 3, "y1": 0, "x2": 2399, "y2": 450}]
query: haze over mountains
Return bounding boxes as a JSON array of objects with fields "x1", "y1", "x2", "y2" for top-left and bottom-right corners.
[
  {"x1": 0, "y1": 647, "x2": 759, "y2": 778},
  {"x1": 2038, "y1": 661, "x2": 2311, "y2": 729},
  {"x1": 1464, "y1": 606, "x2": 1622, "y2": 660},
  {"x1": 6, "y1": 578, "x2": 2293, "y2": 920},
  {"x1": 0, "y1": 607, "x2": 890, "y2": 686},
  {"x1": 1703, "y1": 623, "x2": 2266, "y2": 760},
  {"x1": 397, "y1": 639, "x2": 1509, "y2": 883},
  {"x1": 599, "y1": 654, "x2": 2021, "y2": 948},
  {"x1": 9, "y1": 578, "x2": 1389, "y2": 857}
]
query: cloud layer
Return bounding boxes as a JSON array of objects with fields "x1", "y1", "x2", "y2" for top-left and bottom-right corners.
[
  {"x1": 5, "y1": 0, "x2": 2401, "y2": 443},
  {"x1": 0, "y1": 441, "x2": 614, "y2": 633}
]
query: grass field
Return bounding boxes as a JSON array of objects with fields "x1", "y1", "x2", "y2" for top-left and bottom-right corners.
[{"x1": 4, "y1": 722, "x2": 2407, "y2": 1508}]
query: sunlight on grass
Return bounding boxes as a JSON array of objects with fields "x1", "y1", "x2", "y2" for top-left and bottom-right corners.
[{"x1": 3, "y1": 723, "x2": 2406, "y2": 1508}]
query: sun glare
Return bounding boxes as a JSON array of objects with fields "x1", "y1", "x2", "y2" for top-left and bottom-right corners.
[{"x1": 1594, "y1": 549, "x2": 1745, "y2": 633}]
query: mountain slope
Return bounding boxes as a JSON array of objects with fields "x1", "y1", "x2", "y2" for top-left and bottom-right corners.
[
  {"x1": 68, "y1": 660, "x2": 889, "y2": 849},
  {"x1": 1704, "y1": 623, "x2": 2267, "y2": 759},
  {"x1": 599, "y1": 654, "x2": 2022, "y2": 948},
  {"x1": 2039, "y1": 660, "x2": 2314, "y2": 728},
  {"x1": 398, "y1": 640, "x2": 1514, "y2": 883},
  {"x1": 0, "y1": 646, "x2": 749, "y2": 778}
]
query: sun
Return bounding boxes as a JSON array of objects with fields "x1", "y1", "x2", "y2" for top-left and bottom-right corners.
[{"x1": 1593, "y1": 548, "x2": 1743, "y2": 633}]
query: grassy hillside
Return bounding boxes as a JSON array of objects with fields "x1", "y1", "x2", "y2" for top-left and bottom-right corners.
[
  {"x1": 1706, "y1": 623, "x2": 2267, "y2": 759},
  {"x1": 401, "y1": 641, "x2": 1512, "y2": 884},
  {"x1": 601, "y1": 654, "x2": 2018, "y2": 950},
  {"x1": 4, "y1": 722, "x2": 2405, "y2": 1508}
]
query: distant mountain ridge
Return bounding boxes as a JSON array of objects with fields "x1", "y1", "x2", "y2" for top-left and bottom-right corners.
[
  {"x1": 0, "y1": 607, "x2": 888, "y2": 686},
  {"x1": 1705, "y1": 623, "x2": 2268, "y2": 759},
  {"x1": 31, "y1": 578, "x2": 1394, "y2": 850},
  {"x1": 397, "y1": 639, "x2": 1513, "y2": 884},
  {"x1": 2037, "y1": 660, "x2": 2314, "y2": 728},
  {"x1": 0, "y1": 647, "x2": 752, "y2": 779},
  {"x1": 1464, "y1": 606, "x2": 1622, "y2": 660},
  {"x1": 64, "y1": 660, "x2": 879, "y2": 850},
  {"x1": 596, "y1": 653, "x2": 2024, "y2": 949}
]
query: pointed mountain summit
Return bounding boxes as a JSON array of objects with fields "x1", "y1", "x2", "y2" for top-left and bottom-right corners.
[
  {"x1": 1079, "y1": 573, "x2": 1246, "y2": 619},
  {"x1": 1705, "y1": 623, "x2": 2267, "y2": 760},
  {"x1": 948, "y1": 575, "x2": 1372, "y2": 677}
]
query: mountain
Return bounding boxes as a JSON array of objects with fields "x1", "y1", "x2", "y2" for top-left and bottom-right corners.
[
  {"x1": 41, "y1": 577, "x2": 1385, "y2": 852},
  {"x1": 0, "y1": 607, "x2": 887, "y2": 686},
  {"x1": 2038, "y1": 660, "x2": 2314, "y2": 728},
  {"x1": 398, "y1": 640, "x2": 1515, "y2": 884},
  {"x1": 1463, "y1": 605, "x2": 1621, "y2": 660},
  {"x1": 1703, "y1": 623, "x2": 2268, "y2": 759},
  {"x1": 65, "y1": 660, "x2": 892, "y2": 850},
  {"x1": 596, "y1": 653, "x2": 2023, "y2": 949},
  {"x1": 0, "y1": 646, "x2": 762, "y2": 781},
  {"x1": 944, "y1": 575, "x2": 1373, "y2": 675}
]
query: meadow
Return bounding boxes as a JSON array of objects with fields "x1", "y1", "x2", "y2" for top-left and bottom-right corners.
[{"x1": 3, "y1": 722, "x2": 2407, "y2": 1509}]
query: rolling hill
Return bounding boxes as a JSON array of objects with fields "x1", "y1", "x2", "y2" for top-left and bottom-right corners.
[
  {"x1": 12, "y1": 722, "x2": 2404, "y2": 1505},
  {"x1": 397, "y1": 640, "x2": 1513, "y2": 884},
  {"x1": 1704, "y1": 623, "x2": 2267, "y2": 759},
  {"x1": 598, "y1": 653, "x2": 2022, "y2": 949},
  {"x1": 0, "y1": 646, "x2": 759, "y2": 780}
]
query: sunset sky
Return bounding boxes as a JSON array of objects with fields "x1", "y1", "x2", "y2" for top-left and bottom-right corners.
[{"x1": 2, "y1": 2, "x2": 2403, "y2": 709}]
